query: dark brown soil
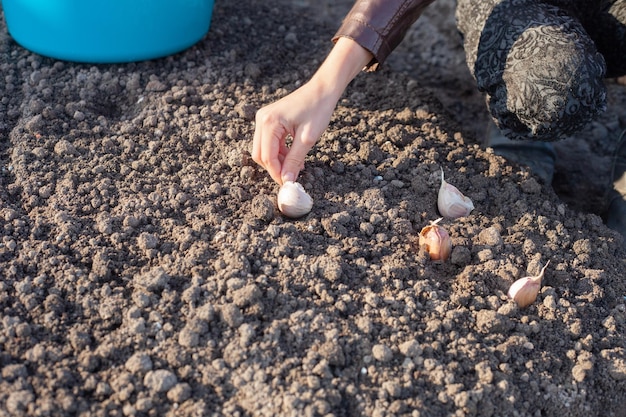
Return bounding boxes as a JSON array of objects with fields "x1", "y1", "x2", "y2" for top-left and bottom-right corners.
[{"x1": 1, "y1": 1, "x2": 625, "y2": 416}]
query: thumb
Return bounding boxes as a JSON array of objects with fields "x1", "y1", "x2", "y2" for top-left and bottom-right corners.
[{"x1": 280, "y1": 134, "x2": 314, "y2": 183}]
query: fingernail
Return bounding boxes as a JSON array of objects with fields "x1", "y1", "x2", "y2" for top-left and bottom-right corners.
[{"x1": 282, "y1": 172, "x2": 295, "y2": 183}]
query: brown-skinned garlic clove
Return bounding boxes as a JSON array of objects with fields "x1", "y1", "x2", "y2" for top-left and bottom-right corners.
[
  {"x1": 438, "y1": 168, "x2": 474, "y2": 219},
  {"x1": 507, "y1": 261, "x2": 550, "y2": 308},
  {"x1": 277, "y1": 181, "x2": 313, "y2": 218},
  {"x1": 418, "y1": 218, "x2": 452, "y2": 262}
]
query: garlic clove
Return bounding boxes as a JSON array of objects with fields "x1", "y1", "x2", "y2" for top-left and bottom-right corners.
[
  {"x1": 508, "y1": 261, "x2": 550, "y2": 308},
  {"x1": 418, "y1": 218, "x2": 452, "y2": 262},
  {"x1": 438, "y1": 169, "x2": 474, "y2": 219},
  {"x1": 277, "y1": 181, "x2": 313, "y2": 218}
]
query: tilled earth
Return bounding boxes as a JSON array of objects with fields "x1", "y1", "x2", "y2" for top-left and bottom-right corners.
[{"x1": 1, "y1": 1, "x2": 625, "y2": 417}]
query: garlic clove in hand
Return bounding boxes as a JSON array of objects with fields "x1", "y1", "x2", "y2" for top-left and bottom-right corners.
[
  {"x1": 277, "y1": 181, "x2": 313, "y2": 218},
  {"x1": 507, "y1": 261, "x2": 550, "y2": 308},
  {"x1": 438, "y1": 169, "x2": 474, "y2": 219},
  {"x1": 418, "y1": 218, "x2": 452, "y2": 262}
]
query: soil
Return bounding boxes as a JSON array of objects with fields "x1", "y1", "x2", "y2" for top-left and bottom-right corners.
[{"x1": 1, "y1": 1, "x2": 625, "y2": 417}]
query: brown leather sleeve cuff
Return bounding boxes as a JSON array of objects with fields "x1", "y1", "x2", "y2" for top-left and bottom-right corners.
[
  {"x1": 332, "y1": 0, "x2": 435, "y2": 71},
  {"x1": 332, "y1": 20, "x2": 388, "y2": 71}
]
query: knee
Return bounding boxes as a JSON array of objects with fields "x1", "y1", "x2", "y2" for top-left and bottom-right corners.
[
  {"x1": 488, "y1": 23, "x2": 607, "y2": 141},
  {"x1": 459, "y1": 0, "x2": 609, "y2": 140}
]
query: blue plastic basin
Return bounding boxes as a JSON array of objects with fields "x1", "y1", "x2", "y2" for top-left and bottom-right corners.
[{"x1": 1, "y1": 0, "x2": 214, "y2": 63}]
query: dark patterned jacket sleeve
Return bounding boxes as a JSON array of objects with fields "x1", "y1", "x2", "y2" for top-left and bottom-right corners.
[{"x1": 333, "y1": 0, "x2": 437, "y2": 71}]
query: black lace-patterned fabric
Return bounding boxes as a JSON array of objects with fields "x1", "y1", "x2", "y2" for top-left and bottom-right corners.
[{"x1": 456, "y1": 0, "x2": 626, "y2": 141}]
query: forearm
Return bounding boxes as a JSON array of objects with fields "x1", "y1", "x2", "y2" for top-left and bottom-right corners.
[
  {"x1": 333, "y1": 0, "x2": 437, "y2": 70},
  {"x1": 308, "y1": 36, "x2": 373, "y2": 101}
]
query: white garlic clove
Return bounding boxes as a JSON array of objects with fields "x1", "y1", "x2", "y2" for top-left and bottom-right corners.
[
  {"x1": 507, "y1": 261, "x2": 550, "y2": 308},
  {"x1": 438, "y1": 169, "x2": 474, "y2": 219},
  {"x1": 418, "y1": 218, "x2": 452, "y2": 262},
  {"x1": 277, "y1": 181, "x2": 313, "y2": 218}
]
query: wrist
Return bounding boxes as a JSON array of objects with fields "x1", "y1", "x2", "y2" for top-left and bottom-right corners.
[{"x1": 310, "y1": 37, "x2": 372, "y2": 99}]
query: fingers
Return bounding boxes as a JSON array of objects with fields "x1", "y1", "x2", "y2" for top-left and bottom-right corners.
[
  {"x1": 252, "y1": 110, "x2": 287, "y2": 184},
  {"x1": 280, "y1": 132, "x2": 314, "y2": 183},
  {"x1": 252, "y1": 85, "x2": 328, "y2": 184}
]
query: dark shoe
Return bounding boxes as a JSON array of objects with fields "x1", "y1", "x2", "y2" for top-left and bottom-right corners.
[
  {"x1": 606, "y1": 130, "x2": 626, "y2": 244},
  {"x1": 486, "y1": 122, "x2": 556, "y2": 184}
]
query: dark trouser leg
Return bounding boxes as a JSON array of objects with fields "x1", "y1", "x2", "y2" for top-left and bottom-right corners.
[
  {"x1": 455, "y1": 0, "x2": 607, "y2": 141},
  {"x1": 607, "y1": 131, "x2": 626, "y2": 244},
  {"x1": 579, "y1": 0, "x2": 626, "y2": 244},
  {"x1": 599, "y1": 1, "x2": 626, "y2": 244},
  {"x1": 583, "y1": 0, "x2": 626, "y2": 78}
]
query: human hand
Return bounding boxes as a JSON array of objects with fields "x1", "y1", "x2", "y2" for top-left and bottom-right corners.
[
  {"x1": 252, "y1": 81, "x2": 337, "y2": 185},
  {"x1": 252, "y1": 37, "x2": 373, "y2": 185}
]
